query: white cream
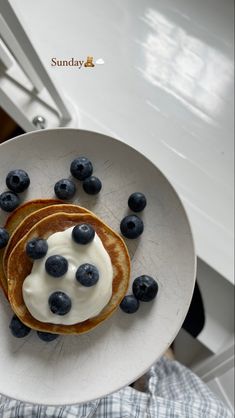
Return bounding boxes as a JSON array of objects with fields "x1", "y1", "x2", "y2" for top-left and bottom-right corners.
[{"x1": 22, "y1": 227, "x2": 113, "y2": 325}]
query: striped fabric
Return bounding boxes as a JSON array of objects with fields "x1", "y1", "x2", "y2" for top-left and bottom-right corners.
[{"x1": 0, "y1": 357, "x2": 232, "y2": 417}]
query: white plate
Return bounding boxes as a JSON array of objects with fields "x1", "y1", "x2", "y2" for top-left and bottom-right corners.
[{"x1": 0, "y1": 129, "x2": 196, "y2": 405}]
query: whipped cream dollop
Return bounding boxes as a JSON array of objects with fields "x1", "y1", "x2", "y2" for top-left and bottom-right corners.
[{"x1": 22, "y1": 227, "x2": 113, "y2": 325}]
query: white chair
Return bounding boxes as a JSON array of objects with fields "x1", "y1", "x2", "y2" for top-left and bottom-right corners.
[{"x1": 0, "y1": 0, "x2": 78, "y2": 131}]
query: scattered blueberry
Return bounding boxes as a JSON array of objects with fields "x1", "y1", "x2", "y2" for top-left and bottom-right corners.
[
  {"x1": 120, "y1": 295, "x2": 140, "y2": 314},
  {"x1": 76, "y1": 263, "x2": 99, "y2": 287},
  {"x1": 0, "y1": 227, "x2": 9, "y2": 249},
  {"x1": 0, "y1": 191, "x2": 20, "y2": 212},
  {"x1": 128, "y1": 192, "x2": 147, "y2": 212},
  {"x1": 83, "y1": 176, "x2": 102, "y2": 195},
  {"x1": 49, "y1": 291, "x2": 72, "y2": 315},
  {"x1": 6, "y1": 169, "x2": 30, "y2": 193},
  {"x1": 120, "y1": 215, "x2": 144, "y2": 239},
  {"x1": 70, "y1": 156, "x2": 93, "y2": 180},
  {"x1": 72, "y1": 224, "x2": 95, "y2": 245},
  {"x1": 54, "y1": 178, "x2": 76, "y2": 200},
  {"x1": 45, "y1": 255, "x2": 68, "y2": 277},
  {"x1": 37, "y1": 331, "x2": 59, "y2": 342},
  {"x1": 26, "y1": 238, "x2": 48, "y2": 259},
  {"x1": 9, "y1": 314, "x2": 31, "y2": 338},
  {"x1": 132, "y1": 275, "x2": 158, "y2": 302}
]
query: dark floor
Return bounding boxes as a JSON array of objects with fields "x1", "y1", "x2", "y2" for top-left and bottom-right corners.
[{"x1": 0, "y1": 108, "x2": 25, "y2": 143}]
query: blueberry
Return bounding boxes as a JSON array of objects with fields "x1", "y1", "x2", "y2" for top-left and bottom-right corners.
[
  {"x1": 120, "y1": 215, "x2": 144, "y2": 239},
  {"x1": 132, "y1": 275, "x2": 158, "y2": 302},
  {"x1": 9, "y1": 314, "x2": 31, "y2": 338},
  {"x1": 128, "y1": 192, "x2": 147, "y2": 212},
  {"x1": 76, "y1": 263, "x2": 99, "y2": 287},
  {"x1": 54, "y1": 178, "x2": 76, "y2": 200},
  {"x1": 72, "y1": 223, "x2": 95, "y2": 245},
  {"x1": 6, "y1": 169, "x2": 30, "y2": 193},
  {"x1": 0, "y1": 227, "x2": 9, "y2": 249},
  {"x1": 45, "y1": 255, "x2": 68, "y2": 277},
  {"x1": 26, "y1": 238, "x2": 48, "y2": 259},
  {"x1": 120, "y1": 295, "x2": 140, "y2": 314},
  {"x1": 83, "y1": 176, "x2": 102, "y2": 195},
  {"x1": 49, "y1": 291, "x2": 72, "y2": 315},
  {"x1": 70, "y1": 157, "x2": 93, "y2": 180},
  {"x1": 37, "y1": 331, "x2": 59, "y2": 342},
  {"x1": 0, "y1": 191, "x2": 20, "y2": 212}
]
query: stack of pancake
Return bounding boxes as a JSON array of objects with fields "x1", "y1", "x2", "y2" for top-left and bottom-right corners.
[{"x1": 0, "y1": 199, "x2": 130, "y2": 334}]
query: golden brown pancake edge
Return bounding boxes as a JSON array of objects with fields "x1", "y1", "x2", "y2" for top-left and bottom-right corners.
[
  {"x1": 0, "y1": 199, "x2": 62, "y2": 297},
  {"x1": 7, "y1": 211, "x2": 130, "y2": 335}
]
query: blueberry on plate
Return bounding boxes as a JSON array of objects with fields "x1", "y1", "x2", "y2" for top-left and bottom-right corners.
[
  {"x1": 83, "y1": 176, "x2": 102, "y2": 195},
  {"x1": 45, "y1": 255, "x2": 68, "y2": 277},
  {"x1": 76, "y1": 263, "x2": 99, "y2": 287},
  {"x1": 37, "y1": 331, "x2": 59, "y2": 342},
  {"x1": 120, "y1": 215, "x2": 144, "y2": 239},
  {"x1": 26, "y1": 238, "x2": 48, "y2": 259},
  {"x1": 6, "y1": 169, "x2": 30, "y2": 193},
  {"x1": 0, "y1": 191, "x2": 20, "y2": 212},
  {"x1": 49, "y1": 291, "x2": 72, "y2": 315},
  {"x1": 70, "y1": 156, "x2": 93, "y2": 180},
  {"x1": 54, "y1": 178, "x2": 76, "y2": 200},
  {"x1": 0, "y1": 227, "x2": 9, "y2": 249},
  {"x1": 120, "y1": 295, "x2": 140, "y2": 314},
  {"x1": 132, "y1": 275, "x2": 158, "y2": 302},
  {"x1": 72, "y1": 223, "x2": 95, "y2": 245},
  {"x1": 9, "y1": 314, "x2": 31, "y2": 338},
  {"x1": 128, "y1": 192, "x2": 147, "y2": 212}
]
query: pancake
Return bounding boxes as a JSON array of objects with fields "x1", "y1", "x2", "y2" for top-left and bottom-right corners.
[
  {"x1": 3, "y1": 204, "x2": 93, "y2": 276},
  {"x1": 7, "y1": 212, "x2": 130, "y2": 335},
  {"x1": 0, "y1": 199, "x2": 61, "y2": 297}
]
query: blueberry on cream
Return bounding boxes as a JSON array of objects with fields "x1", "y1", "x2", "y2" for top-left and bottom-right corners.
[
  {"x1": 22, "y1": 226, "x2": 113, "y2": 325},
  {"x1": 45, "y1": 255, "x2": 68, "y2": 277},
  {"x1": 76, "y1": 263, "x2": 99, "y2": 287},
  {"x1": 72, "y1": 224, "x2": 95, "y2": 245},
  {"x1": 49, "y1": 291, "x2": 72, "y2": 315},
  {"x1": 26, "y1": 238, "x2": 48, "y2": 260}
]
